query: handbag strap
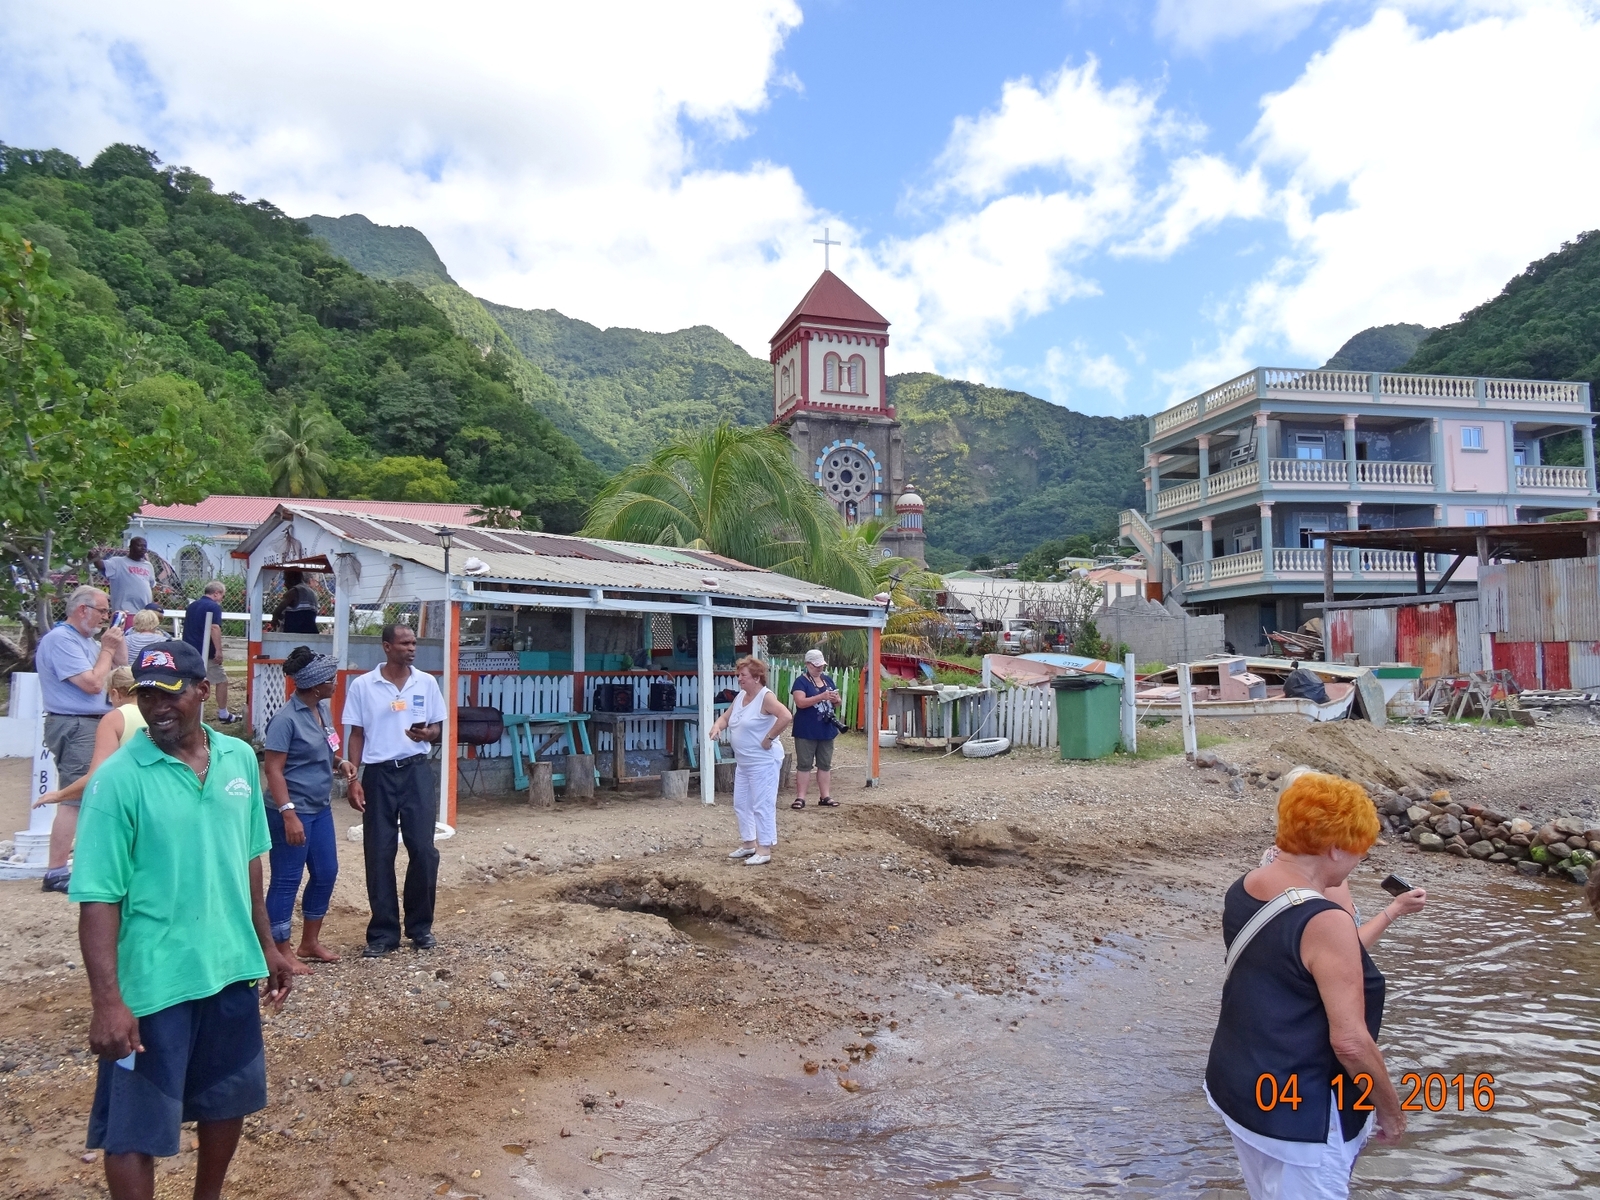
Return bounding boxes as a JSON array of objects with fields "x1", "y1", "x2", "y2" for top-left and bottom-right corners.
[{"x1": 1223, "y1": 887, "x2": 1324, "y2": 982}]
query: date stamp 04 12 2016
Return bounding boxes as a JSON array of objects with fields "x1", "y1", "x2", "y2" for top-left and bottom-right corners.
[{"x1": 1254, "y1": 1072, "x2": 1498, "y2": 1112}]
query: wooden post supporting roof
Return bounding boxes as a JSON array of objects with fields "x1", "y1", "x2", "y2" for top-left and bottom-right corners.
[
  {"x1": 441, "y1": 598, "x2": 459, "y2": 830},
  {"x1": 867, "y1": 626, "x2": 881, "y2": 786},
  {"x1": 698, "y1": 610, "x2": 715, "y2": 805}
]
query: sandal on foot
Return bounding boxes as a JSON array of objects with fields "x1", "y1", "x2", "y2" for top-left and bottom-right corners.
[
  {"x1": 817, "y1": 797, "x2": 839, "y2": 807},
  {"x1": 791, "y1": 797, "x2": 806, "y2": 810}
]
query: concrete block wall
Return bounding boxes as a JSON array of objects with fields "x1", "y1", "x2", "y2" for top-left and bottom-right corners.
[{"x1": 1094, "y1": 596, "x2": 1226, "y2": 665}]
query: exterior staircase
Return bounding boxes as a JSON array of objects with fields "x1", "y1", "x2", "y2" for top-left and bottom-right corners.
[{"x1": 1120, "y1": 508, "x2": 1184, "y2": 604}]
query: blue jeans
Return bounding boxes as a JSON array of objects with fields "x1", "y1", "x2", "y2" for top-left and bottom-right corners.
[{"x1": 265, "y1": 806, "x2": 338, "y2": 944}]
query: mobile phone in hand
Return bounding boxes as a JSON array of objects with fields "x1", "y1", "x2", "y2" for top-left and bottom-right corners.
[
  {"x1": 1380, "y1": 873, "x2": 1414, "y2": 897},
  {"x1": 110, "y1": 611, "x2": 127, "y2": 630}
]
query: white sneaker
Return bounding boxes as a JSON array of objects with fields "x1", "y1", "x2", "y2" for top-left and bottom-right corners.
[
  {"x1": 727, "y1": 847, "x2": 755, "y2": 859},
  {"x1": 744, "y1": 854, "x2": 772, "y2": 866}
]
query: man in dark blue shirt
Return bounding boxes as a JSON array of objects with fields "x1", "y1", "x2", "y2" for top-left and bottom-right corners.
[{"x1": 182, "y1": 581, "x2": 239, "y2": 723}]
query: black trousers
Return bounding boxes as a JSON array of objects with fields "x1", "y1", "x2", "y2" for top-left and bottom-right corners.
[{"x1": 361, "y1": 757, "x2": 439, "y2": 947}]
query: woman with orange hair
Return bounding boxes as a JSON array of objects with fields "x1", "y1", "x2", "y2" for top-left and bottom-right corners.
[{"x1": 1205, "y1": 771, "x2": 1405, "y2": 1198}]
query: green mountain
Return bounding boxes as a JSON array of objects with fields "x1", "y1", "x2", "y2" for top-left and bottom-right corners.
[
  {"x1": 305, "y1": 212, "x2": 1149, "y2": 561},
  {"x1": 1323, "y1": 322, "x2": 1433, "y2": 372},
  {"x1": 0, "y1": 142, "x2": 603, "y2": 530},
  {"x1": 301, "y1": 212, "x2": 455, "y2": 286},
  {"x1": 1404, "y1": 230, "x2": 1600, "y2": 383},
  {"x1": 1401, "y1": 230, "x2": 1600, "y2": 466},
  {"x1": 889, "y1": 374, "x2": 1146, "y2": 561}
]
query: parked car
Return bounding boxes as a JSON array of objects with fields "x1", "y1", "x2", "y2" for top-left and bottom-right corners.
[{"x1": 998, "y1": 620, "x2": 1038, "y2": 654}]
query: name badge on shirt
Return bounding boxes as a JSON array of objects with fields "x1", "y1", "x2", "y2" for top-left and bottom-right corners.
[
  {"x1": 391, "y1": 699, "x2": 408, "y2": 712},
  {"x1": 326, "y1": 729, "x2": 341, "y2": 753}
]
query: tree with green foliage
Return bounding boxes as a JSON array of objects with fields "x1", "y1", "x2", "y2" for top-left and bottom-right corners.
[
  {"x1": 338, "y1": 455, "x2": 457, "y2": 502},
  {"x1": 468, "y1": 483, "x2": 541, "y2": 530},
  {"x1": 0, "y1": 141, "x2": 605, "y2": 530},
  {"x1": 582, "y1": 422, "x2": 869, "y2": 593},
  {"x1": 1, "y1": 224, "x2": 202, "y2": 638},
  {"x1": 257, "y1": 404, "x2": 336, "y2": 497}
]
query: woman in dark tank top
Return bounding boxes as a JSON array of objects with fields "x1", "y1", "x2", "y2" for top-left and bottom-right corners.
[{"x1": 1204, "y1": 771, "x2": 1407, "y2": 1199}]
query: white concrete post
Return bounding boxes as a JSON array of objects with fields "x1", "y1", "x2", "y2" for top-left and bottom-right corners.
[
  {"x1": 1176, "y1": 662, "x2": 1198, "y2": 758},
  {"x1": 332, "y1": 561, "x2": 352, "y2": 668},
  {"x1": 1121, "y1": 652, "x2": 1137, "y2": 754},
  {"x1": 698, "y1": 610, "x2": 715, "y2": 805},
  {"x1": 570, "y1": 609, "x2": 586, "y2": 674}
]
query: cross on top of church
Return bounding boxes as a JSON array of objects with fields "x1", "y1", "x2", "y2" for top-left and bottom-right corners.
[{"x1": 813, "y1": 226, "x2": 841, "y2": 270}]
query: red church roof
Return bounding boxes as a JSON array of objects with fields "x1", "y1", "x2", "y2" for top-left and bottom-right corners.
[{"x1": 771, "y1": 270, "x2": 890, "y2": 344}]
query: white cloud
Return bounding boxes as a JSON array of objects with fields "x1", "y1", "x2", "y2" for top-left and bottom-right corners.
[
  {"x1": 1154, "y1": 0, "x2": 1342, "y2": 51},
  {"x1": 1166, "y1": 0, "x2": 1600, "y2": 404}
]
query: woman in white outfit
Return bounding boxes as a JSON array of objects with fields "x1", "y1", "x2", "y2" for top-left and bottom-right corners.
[{"x1": 706, "y1": 656, "x2": 792, "y2": 866}]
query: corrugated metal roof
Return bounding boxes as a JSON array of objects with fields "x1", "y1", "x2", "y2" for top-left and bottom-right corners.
[
  {"x1": 244, "y1": 506, "x2": 877, "y2": 611},
  {"x1": 137, "y1": 495, "x2": 488, "y2": 526}
]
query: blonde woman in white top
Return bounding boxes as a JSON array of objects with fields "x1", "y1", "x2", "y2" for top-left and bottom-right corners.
[
  {"x1": 34, "y1": 666, "x2": 147, "y2": 808},
  {"x1": 122, "y1": 608, "x2": 168, "y2": 662},
  {"x1": 706, "y1": 656, "x2": 792, "y2": 866}
]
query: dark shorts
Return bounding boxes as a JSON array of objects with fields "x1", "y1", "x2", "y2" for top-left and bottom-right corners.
[
  {"x1": 794, "y1": 736, "x2": 835, "y2": 772},
  {"x1": 44, "y1": 713, "x2": 102, "y2": 794},
  {"x1": 88, "y1": 980, "x2": 267, "y2": 1157}
]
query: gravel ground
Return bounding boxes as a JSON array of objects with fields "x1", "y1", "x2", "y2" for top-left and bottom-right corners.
[{"x1": 0, "y1": 710, "x2": 1596, "y2": 1198}]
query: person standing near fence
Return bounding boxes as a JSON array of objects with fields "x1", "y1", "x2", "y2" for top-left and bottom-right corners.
[
  {"x1": 93, "y1": 537, "x2": 155, "y2": 617},
  {"x1": 262, "y1": 648, "x2": 354, "y2": 972},
  {"x1": 344, "y1": 624, "x2": 445, "y2": 956},
  {"x1": 790, "y1": 647, "x2": 842, "y2": 809},
  {"x1": 36, "y1": 585, "x2": 126, "y2": 894},
  {"x1": 122, "y1": 608, "x2": 168, "y2": 664},
  {"x1": 706, "y1": 656, "x2": 791, "y2": 866},
  {"x1": 182, "y1": 582, "x2": 239, "y2": 725}
]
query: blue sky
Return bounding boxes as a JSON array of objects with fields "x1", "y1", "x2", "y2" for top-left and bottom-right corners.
[{"x1": 6, "y1": 2, "x2": 1600, "y2": 416}]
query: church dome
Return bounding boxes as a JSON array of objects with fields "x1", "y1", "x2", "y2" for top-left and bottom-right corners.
[{"x1": 895, "y1": 488, "x2": 924, "y2": 513}]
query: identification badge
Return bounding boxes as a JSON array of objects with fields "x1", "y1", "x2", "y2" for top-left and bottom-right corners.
[
  {"x1": 326, "y1": 729, "x2": 341, "y2": 753},
  {"x1": 390, "y1": 699, "x2": 408, "y2": 712}
]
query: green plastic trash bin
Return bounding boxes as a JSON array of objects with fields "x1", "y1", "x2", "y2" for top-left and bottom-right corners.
[{"x1": 1052, "y1": 674, "x2": 1123, "y2": 760}]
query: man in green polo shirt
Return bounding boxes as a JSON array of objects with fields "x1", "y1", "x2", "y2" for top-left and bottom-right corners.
[{"x1": 71, "y1": 639, "x2": 295, "y2": 1200}]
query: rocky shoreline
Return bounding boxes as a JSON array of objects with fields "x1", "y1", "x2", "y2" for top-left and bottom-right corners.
[{"x1": 1377, "y1": 787, "x2": 1596, "y2": 885}]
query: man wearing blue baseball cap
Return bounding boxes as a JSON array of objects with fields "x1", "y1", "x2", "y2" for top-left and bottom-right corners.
[{"x1": 71, "y1": 640, "x2": 295, "y2": 1200}]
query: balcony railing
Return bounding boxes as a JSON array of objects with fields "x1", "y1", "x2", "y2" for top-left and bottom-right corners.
[
  {"x1": 1517, "y1": 464, "x2": 1590, "y2": 490},
  {"x1": 1269, "y1": 458, "x2": 1348, "y2": 484},
  {"x1": 1150, "y1": 367, "x2": 1589, "y2": 440},
  {"x1": 1356, "y1": 460, "x2": 1432, "y2": 486},
  {"x1": 1183, "y1": 547, "x2": 1444, "y2": 588},
  {"x1": 1153, "y1": 478, "x2": 1203, "y2": 514},
  {"x1": 1208, "y1": 461, "x2": 1258, "y2": 497}
]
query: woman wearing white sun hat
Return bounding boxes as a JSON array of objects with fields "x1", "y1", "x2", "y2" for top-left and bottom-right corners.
[{"x1": 706, "y1": 656, "x2": 792, "y2": 866}]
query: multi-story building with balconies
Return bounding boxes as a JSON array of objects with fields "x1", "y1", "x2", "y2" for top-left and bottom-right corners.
[{"x1": 1122, "y1": 367, "x2": 1599, "y2": 652}]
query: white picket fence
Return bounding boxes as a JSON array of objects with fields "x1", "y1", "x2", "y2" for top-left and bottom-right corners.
[{"x1": 988, "y1": 685, "x2": 1058, "y2": 750}]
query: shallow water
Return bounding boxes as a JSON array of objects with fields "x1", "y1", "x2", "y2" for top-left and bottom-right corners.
[{"x1": 514, "y1": 873, "x2": 1600, "y2": 1198}]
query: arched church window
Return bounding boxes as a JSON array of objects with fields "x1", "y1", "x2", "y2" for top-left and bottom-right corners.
[
  {"x1": 847, "y1": 354, "x2": 865, "y2": 394},
  {"x1": 780, "y1": 364, "x2": 792, "y2": 399},
  {"x1": 824, "y1": 352, "x2": 840, "y2": 392}
]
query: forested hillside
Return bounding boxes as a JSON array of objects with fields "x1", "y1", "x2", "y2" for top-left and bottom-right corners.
[
  {"x1": 307, "y1": 212, "x2": 1150, "y2": 561},
  {"x1": 1323, "y1": 323, "x2": 1432, "y2": 372},
  {"x1": 0, "y1": 143, "x2": 602, "y2": 530},
  {"x1": 890, "y1": 374, "x2": 1146, "y2": 562}
]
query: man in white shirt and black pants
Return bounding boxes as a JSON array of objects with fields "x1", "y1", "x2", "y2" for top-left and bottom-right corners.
[{"x1": 343, "y1": 624, "x2": 446, "y2": 956}]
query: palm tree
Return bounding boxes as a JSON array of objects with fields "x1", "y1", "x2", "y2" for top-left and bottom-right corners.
[
  {"x1": 256, "y1": 405, "x2": 336, "y2": 498},
  {"x1": 819, "y1": 517, "x2": 946, "y2": 662},
  {"x1": 468, "y1": 484, "x2": 539, "y2": 530},
  {"x1": 582, "y1": 422, "x2": 850, "y2": 584}
]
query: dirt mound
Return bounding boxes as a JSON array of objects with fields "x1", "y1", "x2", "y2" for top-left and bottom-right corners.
[{"x1": 1265, "y1": 722, "x2": 1462, "y2": 791}]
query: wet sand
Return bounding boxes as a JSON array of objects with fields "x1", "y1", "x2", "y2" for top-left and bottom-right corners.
[{"x1": 0, "y1": 714, "x2": 1596, "y2": 1198}]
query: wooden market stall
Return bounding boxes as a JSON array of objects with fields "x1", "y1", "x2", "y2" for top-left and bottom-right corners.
[{"x1": 234, "y1": 505, "x2": 887, "y2": 830}]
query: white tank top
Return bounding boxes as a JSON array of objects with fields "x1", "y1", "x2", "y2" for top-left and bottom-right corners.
[{"x1": 728, "y1": 686, "x2": 784, "y2": 764}]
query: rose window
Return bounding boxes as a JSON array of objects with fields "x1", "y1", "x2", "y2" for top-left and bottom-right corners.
[{"x1": 822, "y1": 451, "x2": 872, "y2": 501}]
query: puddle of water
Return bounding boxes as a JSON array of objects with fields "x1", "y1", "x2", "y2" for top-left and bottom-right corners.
[
  {"x1": 666, "y1": 912, "x2": 744, "y2": 951},
  {"x1": 510, "y1": 874, "x2": 1600, "y2": 1198}
]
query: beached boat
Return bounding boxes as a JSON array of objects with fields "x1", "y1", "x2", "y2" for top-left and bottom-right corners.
[{"x1": 1134, "y1": 656, "x2": 1371, "y2": 722}]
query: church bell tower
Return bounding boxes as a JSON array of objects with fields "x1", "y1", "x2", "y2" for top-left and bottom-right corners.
[{"x1": 770, "y1": 268, "x2": 925, "y2": 566}]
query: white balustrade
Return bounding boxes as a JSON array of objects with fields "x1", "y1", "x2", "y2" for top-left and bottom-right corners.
[
  {"x1": 1486, "y1": 379, "x2": 1585, "y2": 404},
  {"x1": 1269, "y1": 458, "x2": 1349, "y2": 485},
  {"x1": 1207, "y1": 462, "x2": 1258, "y2": 496},
  {"x1": 1154, "y1": 478, "x2": 1203, "y2": 513},
  {"x1": 1517, "y1": 464, "x2": 1590, "y2": 489},
  {"x1": 1380, "y1": 374, "x2": 1475, "y2": 399},
  {"x1": 1271, "y1": 548, "x2": 1354, "y2": 574},
  {"x1": 1152, "y1": 397, "x2": 1201, "y2": 435},
  {"x1": 1183, "y1": 560, "x2": 1205, "y2": 585},
  {"x1": 1355, "y1": 460, "x2": 1432, "y2": 485},
  {"x1": 1262, "y1": 369, "x2": 1371, "y2": 394},
  {"x1": 1209, "y1": 550, "x2": 1264, "y2": 580},
  {"x1": 1202, "y1": 370, "x2": 1262, "y2": 413},
  {"x1": 1357, "y1": 550, "x2": 1440, "y2": 575}
]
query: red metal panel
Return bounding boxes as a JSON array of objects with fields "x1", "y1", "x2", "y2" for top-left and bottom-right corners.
[
  {"x1": 1492, "y1": 640, "x2": 1540, "y2": 691},
  {"x1": 1542, "y1": 642, "x2": 1571, "y2": 690},
  {"x1": 1396, "y1": 603, "x2": 1457, "y2": 678},
  {"x1": 1326, "y1": 610, "x2": 1354, "y2": 662}
]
